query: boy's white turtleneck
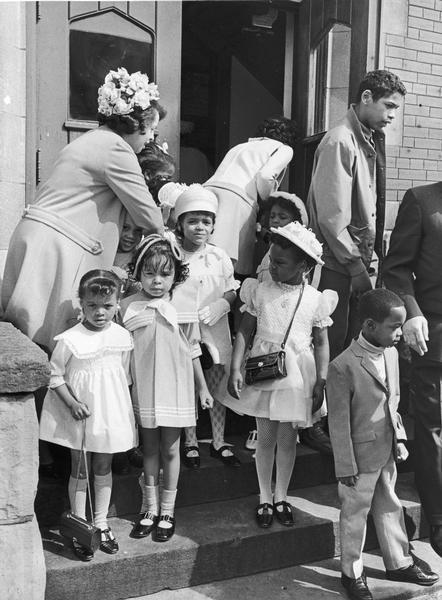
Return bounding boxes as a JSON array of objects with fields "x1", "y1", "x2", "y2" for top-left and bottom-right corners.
[{"x1": 357, "y1": 332, "x2": 386, "y2": 381}]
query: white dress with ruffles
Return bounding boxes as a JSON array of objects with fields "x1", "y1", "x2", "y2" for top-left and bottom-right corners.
[
  {"x1": 39, "y1": 321, "x2": 136, "y2": 453},
  {"x1": 223, "y1": 279, "x2": 337, "y2": 427}
]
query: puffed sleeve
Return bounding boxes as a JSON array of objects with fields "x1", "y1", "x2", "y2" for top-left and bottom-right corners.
[
  {"x1": 181, "y1": 322, "x2": 202, "y2": 359},
  {"x1": 48, "y1": 339, "x2": 73, "y2": 389},
  {"x1": 239, "y1": 278, "x2": 259, "y2": 316},
  {"x1": 221, "y1": 250, "x2": 240, "y2": 293},
  {"x1": 256, "y1": 144, "x2": 293, "y2": 201},
  {"x1": 104, "y1": 140, "x2": 164, "y2": 235},
  {"x1": 313, "y1": 289, "x2": 339, "y2": 328}
]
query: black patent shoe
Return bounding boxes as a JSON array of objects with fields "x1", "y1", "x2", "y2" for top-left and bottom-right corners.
[
  {"x1": 72, "y1": 539, "x2": 94, "y2": 562},
  {"x1": 273, "y1": 500, "x2": 294, "y2": 526},
  {"x1": 386, "y1": 561, "x2": 439, "y2": 586},
  {"x1": 255, "y1": 502, "x2": 273, "y2": 528},
  {"x1": 430, "y1": 525, "x2": 442, "y2": 557},
  {"x1": 131, "y1": 512, "x2": 158, "y2": 538},
  {"x1": 210, "y1": 444, "x2": 241, "y2": 467},
  {"x1": 100, "y1": 528, "x2": 119, "y2": 554},
  {"x1": 182, "y1": 446, "x2": 200, "y2": 469},
  {"x1": 341, "y1": 572, "x2": 373, "y2": 600},
  {"x1": 155, "y1": 514, "x2": 175, "y2": 542}
]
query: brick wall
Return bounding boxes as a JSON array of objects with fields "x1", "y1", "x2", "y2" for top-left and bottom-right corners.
[{"x1": 382, "y1": 0, "x2": 442, "y2": 231}]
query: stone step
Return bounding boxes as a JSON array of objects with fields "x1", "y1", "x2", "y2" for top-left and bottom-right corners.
[
  {"x1": 42, "y1": 472, "x2": 426, "y2": 600},
  {"x1": 36, "y1": 436, "x2": 341, "y2": 526}
]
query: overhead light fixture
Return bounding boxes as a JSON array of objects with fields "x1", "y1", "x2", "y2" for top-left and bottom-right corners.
[{"x1": 242, "y1": 7, "x2": 278, "y2": 35}]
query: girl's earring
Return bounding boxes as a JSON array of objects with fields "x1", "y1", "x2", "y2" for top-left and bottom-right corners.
[{"x1": 77, "y1": 307, "x2": 84, "y2": 322}]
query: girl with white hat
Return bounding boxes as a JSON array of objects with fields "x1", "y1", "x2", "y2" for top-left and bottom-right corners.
[
  {"x1": 172, "y1": 184, "x2": 241, "y2": 468},
  {"x1": 227, "y1": 222, "x2": 337, "y2": 528}
]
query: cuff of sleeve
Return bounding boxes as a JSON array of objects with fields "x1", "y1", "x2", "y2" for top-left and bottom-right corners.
[
  {"x1": 403, "y1": 295, "x2": 423, "y2": 319},
  {"x1": 49, "y1": 378, "x2": 65, "y2": 389},
  {"x1": 346, "y1": 259, "x2": 366, "y2": 277}
]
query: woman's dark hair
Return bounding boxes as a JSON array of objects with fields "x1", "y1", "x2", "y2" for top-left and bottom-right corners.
[
  {"x1": 256, "y1": 116, "x2": 298, "y2": 149},
  {"x1": 78, "y1": 269, "x2": 121, "y2": 300},
  {"x1": 175, "y1": 212, "x2": 216, "y2": 239},
  {"x1": 132, "y1": 240, "x2": 189, "y2": 295},
  {"x1": 137, "y1": 142, "x2": 176, "y2": 204},
  {"x1": 268, "y1": 196, "x2": 303, "y2": 223},
  {"x1": 356, "y1": 70, "x2": 407, "y2": 103},
  {"x1": 270, "y1": 232, "x2": 316, "y2": 271},
  {"x1": 97, "y1": 100, "x2": 167, "y2": 135},
  {"x1": 359, "y1": 288, "x2": 404, "y2": 323}
]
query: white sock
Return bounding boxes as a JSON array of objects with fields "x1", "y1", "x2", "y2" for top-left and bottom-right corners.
[
  {"x1": 93, "y1": 472, "x2": 112, "y2": 531},
  {"x1": 159, "y1": 488, "x2": 177, "y2": 528},
  {"x1": 68, "y1": 476, "x2": 87, "y2": 520}
]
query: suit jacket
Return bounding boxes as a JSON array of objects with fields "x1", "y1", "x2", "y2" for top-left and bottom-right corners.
[
  {"x1": 307, "y1": 106, "x2": 386, "y2": 277},
  {"x1": 327, "y1": 339, "x2": 406, "y2": 478},
  {"x1": 383, "y1": 182, "x2": 442, "y2": 362}
]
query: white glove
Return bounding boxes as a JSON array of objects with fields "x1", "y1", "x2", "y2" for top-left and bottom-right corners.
[
  {"x1": 198, "y1": 298, "x2": 230, "y2": 326},
  {"x1": 403, "y1": 316, "x2": 429, "y2": 356}
]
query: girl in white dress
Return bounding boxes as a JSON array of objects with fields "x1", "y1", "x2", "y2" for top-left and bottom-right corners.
[
  {"x1": 121, "y1": 233, "x2": 213, "y2": 542},
  {"x1": 171, "y1": 184, "x2": 240, "y2": 468},
  {"x1": 227, "y1": 222, "x2": 337, "y2": 529},
  {"x1": 40, "y1": 270, "x2": 135, "y2": 561}
]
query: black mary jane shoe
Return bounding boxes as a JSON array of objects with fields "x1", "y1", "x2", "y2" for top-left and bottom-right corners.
[
  {"x1": 182, "y1": 446, "x2": 200, "y2": 469},
  {"x1": 255, "y1": 502, "x2": 273, "y2": 528},
  {"x1": 273, "y1": 500, "x2": 294, "y2": 527},
  {"x1": 72, "y1": 539, "x2": 94, "y2": 562},
  {"x1": 131, "y1": 512, "x2": 158, "y2": 538},
  {"x1": 210, "y1": 444, "x2": 241, "y2": 468},
  {"x1": 100, "y1": 528, "x2": 119, "y2": 554},
  {"x1": 155, "y1": 514, "x2": 176, "y2": 542}
]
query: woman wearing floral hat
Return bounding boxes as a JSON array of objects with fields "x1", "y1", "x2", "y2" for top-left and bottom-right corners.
[{"x1": 2, "y1": 68, "x2": 164, "y2": 353}]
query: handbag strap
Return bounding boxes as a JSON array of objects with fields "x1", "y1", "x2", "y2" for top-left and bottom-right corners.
[
  {"x1": 74, "y1": 420, "x2": 95, "y2": 526},
  {"x1": 281, "y1": 282, "x2": 305, "y2": 350}
]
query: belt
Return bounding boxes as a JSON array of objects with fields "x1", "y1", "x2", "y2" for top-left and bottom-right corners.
[{"x1": 23, "y1": 205, "x2": 103, "y2": 255}]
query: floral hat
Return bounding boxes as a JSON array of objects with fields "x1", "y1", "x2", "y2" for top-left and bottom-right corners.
[
  {"x1": 270, "y1": 221, "x2": 324, "y2": 265},
  {"x1": 97, "y1": 67, "x2": 160, "y2": 117}
]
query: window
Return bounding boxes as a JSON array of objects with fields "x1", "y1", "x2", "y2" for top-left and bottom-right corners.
[{"x1": 308, "y1": 23, "x2": 351, "y2": 136}]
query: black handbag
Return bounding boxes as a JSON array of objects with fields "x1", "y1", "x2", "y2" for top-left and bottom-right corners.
[
  {"x1": 244, "y1": 283, "x2": 304, "y2": 386},
  {"x1": 59, "y1": 422, "x2": 101, "y2": 553}
]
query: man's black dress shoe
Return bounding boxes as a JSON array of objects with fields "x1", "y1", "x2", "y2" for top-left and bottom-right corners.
[
  {"x1": 341, "y1": 572, "x2": 373, "y2": 600},
  {"x1": 386, "y1": 562, "x2": 439, "y2": 586},
  {"x1": 155, "y1": 514, "x2": 175, "y2": 542},
  {"x1": 131, "y1": 512, "x2": 158, "y2": 538},
  {"x1": 210, "y1": 444, "x2": 241, "y2": 467},
  {"x1": 299, "y1": 423, "x2": 333, "y2": 455},
  {"x1": 273, "y1": 501, "x2": 294, "y2": 526},
  {"x1": 182, "y1": 446, "x2": 200, "y2": 469},
  {"x1": 72, "y1": 539, "x2": 94, "y2": 562},
  {"x1": 255, "y1": 502, "x2": 273, "y2": 528},
  {"x1": 430, "y1": 525, "x2": 442, "y2": 557}
]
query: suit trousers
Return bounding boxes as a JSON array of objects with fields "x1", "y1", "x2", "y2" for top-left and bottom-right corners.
[
  {"x1": 411, "y1": 362, "x2": 442, "y2": 525},
  {"x1": 339, "y1": 455, "x2": 411, "y2": 578}
]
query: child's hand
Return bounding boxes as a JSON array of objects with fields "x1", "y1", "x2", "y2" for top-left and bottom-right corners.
[
  {"x1": 199, "y1": 388, "x2": 214, "y2": 410},
  {"x1": 198, "y1": 299, "x2": 230, "y2": 326},
  {"x1": 338, "y1": 475, "x2": 358, "y2": 487},
  {"x1": 312, "y1": 379, "x2": 326, "y2": 413},
  {"x1": 228, "y1": 370, "x2": 243, "y2": 399},
  {"x1": 396, "y1": 442, "x2": 409, "y2": 463},
  {"x1": 70, "y1": 401, "x2": 91, "y2": 421}
]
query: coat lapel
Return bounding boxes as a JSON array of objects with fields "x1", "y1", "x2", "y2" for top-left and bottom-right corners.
[{"x1": 350, "y1": 340, "x2": 388, "y2": 392}]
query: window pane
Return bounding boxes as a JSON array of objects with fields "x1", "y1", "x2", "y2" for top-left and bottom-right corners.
[{"x1": 69, "y1": 28, "x2": 153, "y2": 121}]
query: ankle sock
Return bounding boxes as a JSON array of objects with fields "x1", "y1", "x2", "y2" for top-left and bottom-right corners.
[
  {"x1": 159, "y1": 488, "x2": 177, "y2": 528},
  {"x1": 68, "y1": 476, "x2": 87, "y2": 520},
  {"x1": 93, "y1": 472, "x2": 112, "y2": 531}
]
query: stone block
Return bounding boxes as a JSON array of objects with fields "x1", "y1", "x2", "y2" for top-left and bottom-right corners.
[
  {"x1": 0, "y1": 323, "x2": 50, "y2": 393},
  {"x1": 0, "y1": 393, "x2": 39, "y2": 521},
  {"x1": 0, "y1": 517, "x2": 46, "y2": 599}
]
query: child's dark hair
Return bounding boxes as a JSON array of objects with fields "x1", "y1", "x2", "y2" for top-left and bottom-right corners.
[
  {"x1": 359, "y1": 288, "x2": 404, "y2": 323},
  {"x1": 175, "y1": 211, "x2": 216, "y2": 240},
  {"x1": 132, "y1": 239, "x2": 189, "y2": 294},
  {"x1": 256, "y1": 116, "x2": 298, "y2": 149},
  {"x1": 270, "y1": 232, "x2": 316, "y2": 271},
  {"x1": 78, "y1": 269, "x2": 121, "y2": 299},
  {"x1": 268, "y1": 195, "x2": 303, "y2": 223},
  {"x1": 356, "y1": 70, "x2": 407, "y2": 103},
  {"x1": 138, "y1": 142, "x2": 176, "y2": 205}
]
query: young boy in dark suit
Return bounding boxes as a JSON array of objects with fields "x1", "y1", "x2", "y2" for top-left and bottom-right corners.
[{"x1": 327, "y1": 289, "x2": 439, "y2": 600}]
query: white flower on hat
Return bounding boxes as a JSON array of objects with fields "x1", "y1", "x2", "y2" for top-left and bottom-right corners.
[
  {"x1": 158, "y1": 182, "x2": 188, "y2": 209},
  {"x1": 97, "y1": 67, "x2": 160, "y2": 116}
]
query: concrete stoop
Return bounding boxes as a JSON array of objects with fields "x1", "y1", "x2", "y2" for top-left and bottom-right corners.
[{"x1": 42, "y1": 473, "x2": 428, "y2": 600}]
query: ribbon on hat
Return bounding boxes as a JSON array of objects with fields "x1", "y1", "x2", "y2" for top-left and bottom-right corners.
[{"x1": 133, "y1": 232, "x2": 183, "y2": 276}]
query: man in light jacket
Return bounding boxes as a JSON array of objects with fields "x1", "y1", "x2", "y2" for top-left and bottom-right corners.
[{"x1": 303, "y1": 70, "x2": 406, "y2": 454}]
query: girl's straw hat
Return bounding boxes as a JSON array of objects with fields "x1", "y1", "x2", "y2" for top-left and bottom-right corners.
[
  {"x1": 269, "y1": 191, "x2": 309, "y2": 227},
  {"x1": 174, "y1": 184, "x2": 218, "y2": 220},
  {"x1": 270, "y1": 221, "x2": 324, "y2": 265}
]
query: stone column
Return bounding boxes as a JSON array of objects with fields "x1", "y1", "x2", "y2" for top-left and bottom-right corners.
[{"x1": 0, "y1": 323, "x2": 50, "y2": 599}]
